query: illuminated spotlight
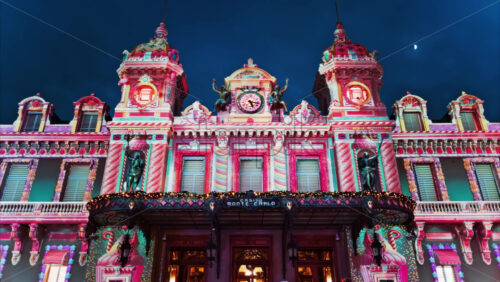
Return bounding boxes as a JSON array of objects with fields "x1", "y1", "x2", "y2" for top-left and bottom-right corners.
[{"x1": 413, "y1": 44, "x2": 418, "y2": 50}]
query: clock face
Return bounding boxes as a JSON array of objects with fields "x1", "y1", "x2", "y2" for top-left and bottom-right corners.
[{"x1": 237, "y1": 92, "x2": 264, "y2": 113}]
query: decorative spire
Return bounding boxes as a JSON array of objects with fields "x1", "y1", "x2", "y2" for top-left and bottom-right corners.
[
  {"x1": 154, "y1": 22, "x2": 168, "y2": 40},
  {"x1": 333, "y1": 0, "x2": 346, "y2": 43}
]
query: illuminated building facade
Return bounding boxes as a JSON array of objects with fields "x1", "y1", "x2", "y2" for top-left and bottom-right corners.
[{"x1": 0, "y1": 18, "x2": 498, "y2": 282}]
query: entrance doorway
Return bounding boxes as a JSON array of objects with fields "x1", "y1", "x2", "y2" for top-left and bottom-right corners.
[
  {"x1": 296, "y1": 249, "x2": 334, "y2": 282},
  {"x1": 232, "y1": 248, "x2": 270, "y2": 282},
  {"x1": 231, "y1": 235, "x2": 272, "y2": 282},
  {"x1": 166, "y1": 249, "x2": 207, "y2": 282}
]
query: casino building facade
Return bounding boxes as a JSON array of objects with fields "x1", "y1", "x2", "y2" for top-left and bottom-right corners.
[{"x1": 0, "y1": 18, "x2": 499, "y2": 282}]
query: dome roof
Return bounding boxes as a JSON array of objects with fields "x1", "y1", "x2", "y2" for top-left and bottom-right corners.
[
  {"x1": 129, "y1": 22, "x2": 172, "y2": 58},
  {"x1": 322, "y1": 22, "x2": 372, "y2": 62}
]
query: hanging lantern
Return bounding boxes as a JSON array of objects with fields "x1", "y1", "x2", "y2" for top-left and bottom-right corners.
[
  {"x1": 120, "y1": 234, "x2": 131, "y2": 267},
  {"x1": 287, "y1": 235, "x2": 298, "y2": 263},
  {"x1": 206, "y1": 233, "x2": 216, "y2": 268},
  {"x1": 371, "y1": 236, "x2": 383, "y2": 267}
]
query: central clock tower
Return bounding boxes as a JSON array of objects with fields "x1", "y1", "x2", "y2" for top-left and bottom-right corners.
[{"x1": 222, "y1": 59, "x2": 281, "y2": 123}]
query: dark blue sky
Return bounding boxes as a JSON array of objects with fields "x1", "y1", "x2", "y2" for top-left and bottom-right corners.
[{"x1": 1, "y1": 0, "x2": 499, "y2": 123}]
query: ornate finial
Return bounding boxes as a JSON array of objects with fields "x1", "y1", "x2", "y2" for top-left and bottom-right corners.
[
  {"x1": 90, "y1": 93, "x2": 95, "y2": 97},
  {"x1": 461, "y1": 91, "x2": 467, "y2": 96},
  {"x1": 36, "y1": 92, "x2": 41, "y2": 97},
  {"x1": 244, "y1": 58, "x2": 257, "y2": 68},
  {"x1": 406, "y1": 91, "x2": 411, "y2": 95},
  {"x1": 154, "y1": 22, "x2": 168, "y2": 40},
  {"x1": 334, "y1": 21, "x2": 346, "y2": 43}
]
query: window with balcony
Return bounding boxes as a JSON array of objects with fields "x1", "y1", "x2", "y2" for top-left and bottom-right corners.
[
  {"x1": 22, "y1": 112, "x2": 42, "y2": 132},
  {"x1": 403, "y1": 111, "x2": 423, "y2": 131},
  {"x1": 62, "y1": 165, "x2": 90, "y2": 202},
  {"x1": 296, "y1": 159, "x2": 320, "y2": 192},
  {"x1": 78, "y1": 112, "x2": 98, "y2": 132},
  {"x1": 239, "y1": 158, "x2": 263, "y2": 192},
  {"x1": 460, "y1": 111, "x2": 479, "y2": 131},
  {"x1": 414, "y1": 164, "x2": 439, "y2": 201},
  {"x1": 475, "y1": 163, "x2": 500, "y2": 201},
  {"x1": 1, "y1": 164, "x2": 29, "y2": 201},
  {"x1": 181, "y1": 157, "x2": 206, "y2": 194}
]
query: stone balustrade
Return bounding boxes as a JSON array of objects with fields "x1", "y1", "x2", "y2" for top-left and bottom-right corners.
[
  {"x1": 0, "y1": 201, "x2": 88, "y2": 224},
  {"x1": 415, "y1": 201, "x2": 500, "y2": 223}
]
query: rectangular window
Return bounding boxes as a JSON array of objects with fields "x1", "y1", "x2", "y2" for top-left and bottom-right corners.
[
  {"x1": 62, "y1": 165, "x2": 90, "y2": 202},
  {"x1": 1, "y1": 164, "x2": 29, "y2": 201},
  {"x1": 461, "y1": 111, "x2": 478, "y2": 131},
  {"x1": 239, "y1": 158, "x2": 263, "y2": 192},
  {"x1": 475, "y1": 163, "x2": 500, "y2": 201},
  {"x1": 436, "y1": 265, "x2": 457, "y2": 282},
  {"x1": 79, "y1": 112, "x2": 98, "y2": 132},
  {"x1": 181, "y1": 157, "x2": 206, "y2": 194},
  {"x1": 22, "y1": 112, "x2": 42, "y2": 132},
  {"x1": 45, "y1": 265, "x2": 68, "y2": 282},
  {"x1": 296, "y1": 159, "x2": 320, "y2": 192},
  {"x1": 403, "y1": 112, "x2": 423, "y2": 131},
  {"x1": 414, "y1": 164, "x2": 439, "y2": 201}
]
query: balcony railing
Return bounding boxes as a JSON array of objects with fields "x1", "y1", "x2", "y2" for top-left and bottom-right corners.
[
  {"x1": 0, "y1": 201, "x2": 88, "y2": 224},
  {"x1": 415, "y1": 201, "x2": 500, "y2": 222}
]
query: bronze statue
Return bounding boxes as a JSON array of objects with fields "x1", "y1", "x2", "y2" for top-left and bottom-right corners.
[
  {"x1": 269, "y1": 78, "x2": 288, "y2": 113},
  {"x1": 126, "y1": 151, "x2": 145, "y2": 192},
  {"x1": 212, "y1": 79, "x2": 231, "y2": 112},
  {"x1": 358, "y1": 151, "x2": 378, "y2": 191}
]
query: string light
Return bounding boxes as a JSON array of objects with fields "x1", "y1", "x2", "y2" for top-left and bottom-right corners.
[{"x1": 87, "y1": 190, "x2": 416, "y2": 211}]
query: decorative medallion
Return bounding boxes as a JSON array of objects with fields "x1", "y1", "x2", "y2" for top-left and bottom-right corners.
[
  {"x1": 131, "y1": 75, "x2": 158, "y2": 107},
  {"x1": 344, "y1": 81, "x2": 371, "y2": 107}
]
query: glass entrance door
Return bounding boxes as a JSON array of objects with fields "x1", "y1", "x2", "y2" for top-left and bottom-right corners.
[
  {"x1": 296, "y1": 249, "x2": 334, "y2": 282},
  {"x1": 232, "y1": 248, "x2": 270, "y2": 282},
  {"x1": 166, "y1": 249, "x2": 207, "y2": 282}
]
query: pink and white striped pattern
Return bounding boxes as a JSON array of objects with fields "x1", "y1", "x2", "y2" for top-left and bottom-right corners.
[
  {"x1": 335, "y1": 142, "x2": 356, "y2": 192},
  {"x1": 380, "y1": 141, "x2": 401, "y2": 193},
  {"x1": 100, "y1": 143, "x2": 123, "y2": 194},
  {"x1": 101, "y1": 230, "x2": 114, "y2": 252},
  {"x1": 146, "y1": 143, "x2": 168, "y2": 193}
]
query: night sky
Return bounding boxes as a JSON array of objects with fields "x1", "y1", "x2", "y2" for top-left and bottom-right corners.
[{"x1": 1, "y1": 0, "x2": 499, "y2": 123}]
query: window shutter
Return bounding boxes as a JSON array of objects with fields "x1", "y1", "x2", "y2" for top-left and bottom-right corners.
[
  {"x1": 23, "y1": 113, "x2": 42, "y2": 132},
  {"x1": 414, "y1": 164, "x2": 438, "y2": 201},
  {"x1": 403, "y1": 112, "x2": 423, "y2": 131},
  {"x1": 181, "y1": 158, "x2": 205, "y2": 194},
  {"x1": 296, "y1": 159, "x2": 320, "y2": 192},
  {"x1": 475, "y1": 163, "x2": 500, "y2": 201},
  {"x1": 461, "y1": 112, "x2": 477, "y2": 131},
  {"x1": 63, "y1": 165, "x2": 90, "y2": 202},
  {"x1": 1, "y1": 164, "x2": 29, "y2": 201},
  {"x1": 79, "y1": 113, "x2": 98, "y2": 132},
  {"x1": 239, "y1": 159, "x2": 263, "y2": 192}
]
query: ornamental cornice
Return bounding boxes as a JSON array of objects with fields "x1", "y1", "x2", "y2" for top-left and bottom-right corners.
[{"x1": 172, "y1": 123, "x2": 330, "y2": 138}]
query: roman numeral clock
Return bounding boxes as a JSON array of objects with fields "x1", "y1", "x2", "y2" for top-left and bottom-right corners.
[{"x1": 225, "y1": 59, "x2": 277, "y2": 123}]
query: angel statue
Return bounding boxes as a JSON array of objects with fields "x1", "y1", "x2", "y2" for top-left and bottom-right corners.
[
  {"x1": 268, "y1": 78, "x2": 289, "y2": 113},
  {"x1": 212, "y1": 79, "x2": 231, "y2": 112}
]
